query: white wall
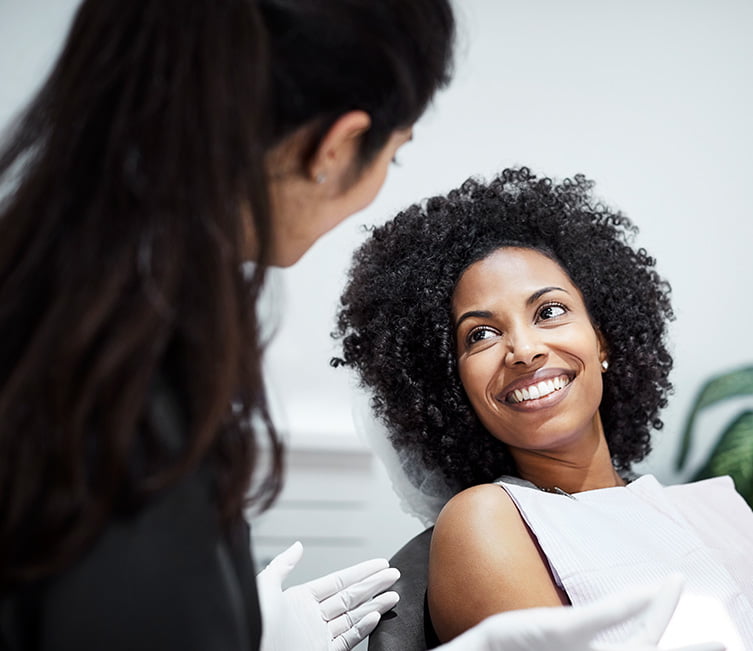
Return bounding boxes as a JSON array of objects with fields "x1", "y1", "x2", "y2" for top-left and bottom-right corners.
[
  {"x1": 0, "y1": 1, "x2": 79, "y2": 127},
  {"x1": 3, "y1": 0, "x2": 753, "y2": 575}
]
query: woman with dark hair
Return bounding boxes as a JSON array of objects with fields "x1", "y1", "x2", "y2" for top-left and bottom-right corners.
[
  {"x1": 335, "y1": 167, "x2": 753, "y2": 648},
  {"x1": 0, "y1": 1, "x2": 453, "y2": 649}
]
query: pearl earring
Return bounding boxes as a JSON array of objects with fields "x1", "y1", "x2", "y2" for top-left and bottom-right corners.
[
  {"x1": 601, "y1": 360, "x2": 609, "y2": 371},
  {"x1": 315, "y1": 172, "x2": 327, "y2": 184}
]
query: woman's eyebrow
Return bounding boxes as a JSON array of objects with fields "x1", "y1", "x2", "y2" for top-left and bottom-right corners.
[
  {"x1": 454, "y1": 310, "x2": 493, "y2": 332},
  {"x1": 527, "y1": 286, "x2": 568, "y2": 305}
]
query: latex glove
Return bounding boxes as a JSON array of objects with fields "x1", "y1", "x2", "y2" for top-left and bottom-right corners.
[
  {"x1": 438, "y1": 575, "x2": 724, "y2": 651},
  {"x1": 257, "y1": 541, "x2": 399, "y2": 651}
]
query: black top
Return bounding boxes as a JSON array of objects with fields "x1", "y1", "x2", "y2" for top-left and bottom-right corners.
[{"x1": 0, "y1": 383, "x2": 263, "y2": 651}]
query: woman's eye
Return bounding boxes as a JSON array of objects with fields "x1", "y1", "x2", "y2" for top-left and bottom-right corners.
[
  {"x1": 467, "y1": 326, "x2": 498, "y2": 344},
  {"x1": 538, "y1": 304, "x2": 566, "y2": 320}
]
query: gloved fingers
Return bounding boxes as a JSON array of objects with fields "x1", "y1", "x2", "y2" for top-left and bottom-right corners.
[
  {"x1": 318, "y1": 567, "x2": 400, "y2": 619},
  {"x1": 619, "y1": 574, "x2": 683, "y2": 644},
  {"x1": 590, "y1": 576, "x2": 722, "y2": 651},
  {"x1": 663, "y1": 644, "x2": 724, "y2": 651},
  {"x1": 327, "y1": 591, "x2": 399, "y2": 638},
  {"x1": 329, "y1": 610, "x2": 381, "y2": 651},
  {"x1": 305, "y1": 558, "x2": 390, "y2": 601},
  {"x1": 432, "y1": 612, "x2": 514, "y2": 651},
  {"x1": 557, "y1": 580, "x2": 676, "y2": 634},
  {"x1": 256, "y1": 540, "x2": 303, "y2": 591},
  {"x1": 598, "y1": 643, "x2": 724, "y2": 651}
]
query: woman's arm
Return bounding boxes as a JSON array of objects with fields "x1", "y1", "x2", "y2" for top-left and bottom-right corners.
[{"x1": 427, "y1": 483, "x2": 567, "y2": 643}]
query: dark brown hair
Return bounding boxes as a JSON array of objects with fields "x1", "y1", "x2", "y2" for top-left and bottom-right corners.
[{"x1": 0, "y1": 0, "x2": 454, "y2": 585}]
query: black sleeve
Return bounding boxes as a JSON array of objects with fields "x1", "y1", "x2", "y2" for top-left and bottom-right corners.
[{"x1": 36, "y1": 470, "x2": 262, "y2": 651}]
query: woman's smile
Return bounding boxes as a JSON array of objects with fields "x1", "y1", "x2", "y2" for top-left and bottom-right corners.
[{"x1": 498, "y1": 369, "x2": 574, "y2": 407}]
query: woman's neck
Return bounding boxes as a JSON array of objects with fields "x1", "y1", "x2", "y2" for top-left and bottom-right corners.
[{"x1": 510, "y1": 423, "x2": 625, "y2": 494}]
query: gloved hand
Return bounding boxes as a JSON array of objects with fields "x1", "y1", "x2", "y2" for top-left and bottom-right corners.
[
  {"x1": 257, "y1": 541, "x2": 400, "y2": 651},
  {"x1": 437, "y1": 575, "x2": 724, "y2": 651}
]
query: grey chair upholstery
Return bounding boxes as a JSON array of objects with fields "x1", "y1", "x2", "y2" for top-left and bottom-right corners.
[{"x1": 368, "y1": 527, "x2": 441, "y2": 651}]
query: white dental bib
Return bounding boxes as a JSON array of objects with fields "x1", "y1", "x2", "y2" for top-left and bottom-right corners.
[{"x1": 495, "y1": 474, "x2": 753, "y2": 649}]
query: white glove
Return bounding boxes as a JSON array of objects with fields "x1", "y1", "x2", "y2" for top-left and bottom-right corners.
[
  {"x1": 437, "y1": 575, "x2": 724, "y2": 651},
  {"x1": 257, "y1": 541, "x2": 400, "y2": 651}
]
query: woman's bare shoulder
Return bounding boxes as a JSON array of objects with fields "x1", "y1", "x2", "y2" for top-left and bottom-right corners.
[
  {"x1": 430, "y1": 483, "x2": 530, "y2": 579},
  {"x1": 428, "y1": 482, "x2": 566, "y2": 642},
  {"x1": 436, "y1": 482, "x2": 518, "y2": 527}
]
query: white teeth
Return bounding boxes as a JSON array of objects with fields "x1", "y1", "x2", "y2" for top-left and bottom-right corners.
[{"x1": 508, "y1": 375, "x2": 570, "y2": 404}]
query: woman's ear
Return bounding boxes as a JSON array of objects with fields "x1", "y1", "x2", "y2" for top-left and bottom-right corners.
[
  {"x1": 307, "y1": 110, "x2": 371, "y2": 188},
  {"x1": 596, "y1": 329, "x2": 610, "y2": 369}
]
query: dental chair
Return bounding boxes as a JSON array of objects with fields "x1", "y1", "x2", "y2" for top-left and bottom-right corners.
[{"x1": 368, "y1": 527, "x2": 440, "y2": 651}]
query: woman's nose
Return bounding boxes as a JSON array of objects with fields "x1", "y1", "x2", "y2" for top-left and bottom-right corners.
[{"x1": 504, "y1": 327, "x2": 546, "y2": 367}]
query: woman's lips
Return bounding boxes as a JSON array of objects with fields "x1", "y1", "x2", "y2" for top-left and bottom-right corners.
[{"x1": 496, "y1": 369, "x2": 576, "y2": 406}]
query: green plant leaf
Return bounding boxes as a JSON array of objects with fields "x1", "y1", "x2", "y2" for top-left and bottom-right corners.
[
  {"x1": 675, "y1": 366, "x2": 753, "y2": 471},
  {"x1": 692, "y1": 410, "x2": 753, "y2": 508}
]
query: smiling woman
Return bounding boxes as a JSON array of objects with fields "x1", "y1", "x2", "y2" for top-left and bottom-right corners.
[{"x1": 332, "y1": 167, "x2": 753, "y2": 648}]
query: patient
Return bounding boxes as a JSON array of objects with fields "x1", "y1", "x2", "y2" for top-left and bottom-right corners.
[{"x1": 333, "y1": 168, "x2": 753, "y2": 649}]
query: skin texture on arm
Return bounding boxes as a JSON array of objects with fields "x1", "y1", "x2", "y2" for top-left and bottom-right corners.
[{"x1": 427, "y1": 483, "x2": 568, "y2": 643}]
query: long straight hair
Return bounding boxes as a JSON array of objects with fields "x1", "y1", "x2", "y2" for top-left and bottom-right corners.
[
  {"x1": 0, "y1": 0, "x2": 455, "y2": 586},
  {"x1": 0, "y1": 0, "x2": 282, "y2": 585}
]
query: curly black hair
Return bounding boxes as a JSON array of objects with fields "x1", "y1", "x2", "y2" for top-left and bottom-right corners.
[{"x1": 332, "y1": 167, "x2": 674, "y2": 492}]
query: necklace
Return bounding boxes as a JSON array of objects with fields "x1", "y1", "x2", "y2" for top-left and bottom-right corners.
[
  {"x1": 537, "y1": 485, "x2": 576, "y2": 499},
  {"x1": 536, "y1": 473, "x2": 633, "y2": 499}
]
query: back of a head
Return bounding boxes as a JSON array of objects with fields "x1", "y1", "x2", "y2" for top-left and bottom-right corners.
[{"x1": 259, "y1": 0, "x2": 455, "y2": 164}]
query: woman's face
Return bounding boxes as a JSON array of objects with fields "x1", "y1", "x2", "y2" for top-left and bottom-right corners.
[
  {"x1": 264, "y1": 126, "x2": 413, "y2": 266},
  {"x1": 452, "y1": 247, "x2": 608, "y2": 456}
]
